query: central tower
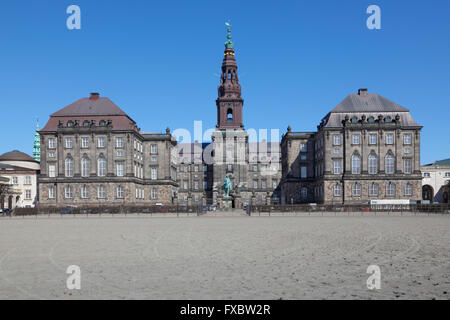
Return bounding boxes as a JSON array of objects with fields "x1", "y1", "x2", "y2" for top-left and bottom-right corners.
[
  {"x1": 216, "y1": 25, "x2": 244, "y2": 130},
  {"x1": 212, "y1": 24, "x2": 249, "y2": 208}
]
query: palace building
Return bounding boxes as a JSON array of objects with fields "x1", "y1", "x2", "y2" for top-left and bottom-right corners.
[{"x1": 37, "y1": 27, "x2": 422, "y2": 208}]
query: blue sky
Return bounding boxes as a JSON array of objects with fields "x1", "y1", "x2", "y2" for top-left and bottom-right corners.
[{"x1": 0, "y1": 0, "x2": 449, "y2": 164}]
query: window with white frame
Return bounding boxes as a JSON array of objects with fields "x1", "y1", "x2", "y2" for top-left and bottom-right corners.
[
  {"x1": 25, "y1": 190, "x2": 32, "y2": 199},
  {"x1": 386, "y1": 183, "x2": 395, "y2": 196},
  {"x1": 352, "y1": 134, "x2": 360, "y2": 145},
  {"x1": 65, "y1": 138, "x2": 73, "y2": 149},
  {"x1": 405, "y1": 183, "x2": 413, "y2": 196},
  {"x1": 333, "y1": 160, "x2": 341, "y2": 174},
  {"x1": 352, "y1": 183, "x2": 361, "y2": 196},
  {"x1": 98, "y1": 156, "x2": 107, "y2": 177},
  {"x1": 151, "y1": 167, "x2": 157, "y2": 180},
  {"x1": 151, "y1": 188, "x2": 158, "y2": 200},
  {"x1": 183, "y1": 180, "x2": 188, "y2": 190},
  {"x1": 81, "y1": 185, "x2": 89, "y2": 199},
  {"x1": 445, "y1": 172, "x2": 450, "y2": 178},
  {"x1": 48, "y1": 138, "x2": 56, "y2": 149},
  {"x1": 385, "y1": 154, "x2": 395, "y2": 174},
  {"x1": 151, "y1": 144, "x2": 158, "y2": 155},
  {"x1": 333, "y1": 184, "x2": 341, "y2": 197},
  {"x1": 404, "y1": 133, "x2": 412, "y2": 145},
  {"x1": 253, "y1": 180, "x2": 258, "y2": 189},
  {"x1": 424, "y1": 172, "x2": 431, "y2": 177},
  {"x1": 81, "y1": 157, "x2": 90, "y2": 178},
  {"x1": 369, "y1": 183, "x2": 379, "y2": 196},
  {"x1": 404, "y1": 148, "x2": 412, "y2": 154},
  {"x1": 386, "y1": 133, "x2": 394, "y2": 145},
  {"x1": 117, "y1": 186, "x2": 124, "y2": 199},
  {"x1": 333, "y1": 135, "x2": 341, "y2": 146},
  {"x1": 194, "y1": 181, "x2": 199, "y2": 190},
  {"x1": 404, "y1": 159, "x2": 412, "y2": 174},
  {"x1": 334, "y1": 147, "x2": 340, "y2": 154},
  {"x1": 116, "y1": 137, "x2": 124, "y2": 148},
  {"x1": 369, "y1": 134, "x2": 377, "y2": 145},
  {"x1": 12, "y1": 177, "x2": 18, "y2": 184},
  {"x1": 48, "y1": 151, "x2": 56, "y2": 158},
  {"x1": 116, "y1": 163, "x2": 124, "y2": 177},
  {"x1": 117, "y1": 150, "x2": 124, "y2": 157},
  {"x1": 261, "y1": 180, "x2": 267, "y2": 189},
  {"x1": 300, "y1": 143, "x2": 307, "y2": 153},
  {"x1": 81, "y1": 137, "x2": 89, "y2": 148},
  {"x1": 368, "y1": 154, "x2": 378, "y2": 174},
  {"x1": 25, "y1": 176, "x2": 31, "y2": 185},
  {"x1": 98, "y1": 137, "x2": 105, "y2": 148},
  {"x1": 48, "y1": 186, "x2": 55, "y2": 199},
  {"x1": 352, "y1": 154, "x2": 361, "y2": 174},
  {"x1": 64, "y1": 186, "x2": 73, "y2": 199},
  {"x1": 272, "y1": 180, "x2": 278, "y2": 189},
  {"x1": 97, "y1": 185, "x2": 106, "y2": 199},
  {"x1": 65, "y1": 157, "x2": 74, "y2": 177},
  {"x1": 48, "y1": 164, "x2": 56, "y2": 178}
]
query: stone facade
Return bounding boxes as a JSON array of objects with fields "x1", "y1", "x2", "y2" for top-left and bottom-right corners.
[
  {"x1": 281, "y1": 89, "x2": 423, "y2": 205},
  {"x1": 421, "y1": 159, "x2": 450, "y2": 203}
]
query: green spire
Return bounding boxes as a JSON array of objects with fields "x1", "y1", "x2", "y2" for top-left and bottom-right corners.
[
  {"x1": 225, "y1": 22, "x2": 234, "y2": 49},
  {"x1": 33, "y1": 118, "x2": 40, "y2": 162}
]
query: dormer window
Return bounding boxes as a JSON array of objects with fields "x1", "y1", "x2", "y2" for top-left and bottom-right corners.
[
  {"x1": 67, "y1": 121, "x2": 74, "y2": 127},
  {"x1": 83, "y1": 120, "x2": 90, "y2": 127},
  {"x1": 351, "y1": 117, "x2": 358, "y2": 124},
  {"x1": 368, "y1": 116, "x2": 375, "y2": 123},
  {"x1": 99, "y1": 120, "x2": 106, "y2": 127},
  {"x1": 385, "y1": 116, "x2": 392, "y2": 123}
]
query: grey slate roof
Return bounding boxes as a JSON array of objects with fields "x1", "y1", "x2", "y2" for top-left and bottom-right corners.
[
  {"x1": 423, "y1": 158, "x2": 450, "y2": 167},
  {"x1": 51, "y1": 97, "x2": 128, "y2": 117},
  {"x1": 331, "y1": 93, "x2": 409, "y2": 113}
]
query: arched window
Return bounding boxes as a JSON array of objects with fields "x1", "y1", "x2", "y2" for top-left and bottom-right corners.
[
  {"x1": 352, "y1": 154, "x2": 361, "y2": 174},
  {"x1": 83, "y1": 120, "x2": 90, "y2": 127},
  {"x1": 386, "y1": 182, "x2": 396, "y2": 196},
  {"x1": 385, "y1": 154, "x2": 395, "y2": 174},
  {"x1": 405, "y1": 183, "x2": 413, "y2": 196},
  {"x1": 351, "y1": 117, "x2": 359, "y2": 124},
  {"x1": 385, "y1": 116, "x2": 392, "y2": 123},
  {"x1": 352, "y1": 183, "x2": 361, "y2": 196},
  {"x1": 99, "y1": 120, "x2": 106, "y2": 126},
  {"x1": 368, "y1": 116, "x2": 375, "y2": 123},
  {"x1": 368, "y1": 154, "x2": 378, "y2": 174},
  {"x1": 65, "y1": 156, "x2": 74, "y2": 177},
  {"x1": 227, "y1": 109, "x2": 233, "y2": 123},
  {"x1": 333, "y1": 184, "x2": 341, "y2": 197},
  {"x1": 81, "y1": 185, "x2": 89, "y2": 199},
  {"x1": 300, "y1": 187, "x2": 308, "y2": 199},
  {"x1": 369, "y1": 183, "x2": 379, "y2": 196},
  {"x1": 81, "y1": 156, "x2": 90, "y2": 178},
  {"x1": 67, "y1": 121, "x2": 74, "y2": 127},
  {"x1": 98, "y1": 156, "x2": 107, "y2": 177}
]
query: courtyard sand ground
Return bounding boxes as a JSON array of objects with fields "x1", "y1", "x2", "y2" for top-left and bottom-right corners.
[{"x1": 0, "y1": 213, "x2": 449, "y2": 300}]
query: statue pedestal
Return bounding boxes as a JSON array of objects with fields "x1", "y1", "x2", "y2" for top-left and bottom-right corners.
[{"x1": 223, "y1": 196, "x2": 232, "y2": 209}]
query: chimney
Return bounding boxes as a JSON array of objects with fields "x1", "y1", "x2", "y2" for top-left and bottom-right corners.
[
  {"x1": 90, "y1": 92, "x2": 100, "y2": 100},
  {"x1": 358, "y1": 88, "x2": 368, "y2": 96}
]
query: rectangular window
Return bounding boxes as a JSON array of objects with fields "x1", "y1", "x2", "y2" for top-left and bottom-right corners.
[
  {"x1": 194, "y1": 181, "x2": 199, "y2": 190},
  {"x1": 404, "y1": 133, "x2": 412, "y2": 145},
  {"x1": 81, "y1": 137, "x2": 89, "y2": 148},
  {"x1": 203, "y1": 181, "x2": 208, "y2": 190},
  {"x1": 333, "y1": 135, "x2": 341, "y2": 146},
  {"x1": 404, "y1": 148, "x2": 412, "y2": 154},
  {"x1": 48, "y1": 187, "x2": 55, "y2": 199},
  {"x1": 334, "y1": 148, "x2": 340, "y2": 154},
  {"x1": 300, "y1": 143, "x2": 307, "y2": 153},
  {"x1": 183, "y1": 181, "x2": 188, "y2": 190},
  {"x1": 369, "y1": 134, "x2": 377, "y2": 145},
  {"x1": 117, "y1": 151, "x2": 124, "y2": 157},
  {"x1": 386, "y1": 134, "x2": 394, "y2": 145},
  {"x1": 65, "y1": 138, "x2": 73, "y2": 149},
  {"x1": 116, "y1": 137, "x2": 124, "y2": 148},
  {"x1": 404, "y1": 159, "x2": 412, "y2": 174},
  {"x1": 151, "y1": 188, "x2": 158, "y2": 200},
  {"x1": 25, "y1": 176, "x2": 31, "y2": 185},
  {"x1": 445, "y1": 172, "x2": 450, "y2": 178},
  {"x1": 261, "y1": 180, "x2": 267, "y2": 189},
  {"x1": 48, "y1": 165, "x2": 56, "y2": 178},
  {"x1": 253, "y1": 165, "x2": 258, "y2": 172},
  {"x1": 13, "y1": 177, "x2": 18, "y2": 184},
  {"x1": 352, "y1": 135, "x2": 360, "y2": 145},
  {"x1": 48, "y1": 151, "x2": 55, "y2": 158},
  {"x1": 424, "y1": 172, "x2": 431, "y2": 178},
  {"x1": 48, "y1": 138, "x2": 56, "y2": 149},
  {"x1": 253, "y1": 180, "x2": 258, "y2": 189},
  {"x1": 116, "y1": 186, "x2": 124, "y2": 199},
  {"x1": 98, "y1": 137, "x2": 105, "y2": 148},
  {"x1": 301, "y1": 166, "x2": 307, "y2": 179},
  {"x1": 65, "y1": 187, "x2": 73, "y2": 199},
  {"x1": 81, "y1": 186, "x2": 89, "y2": 199},
  {"x1": 25, "y1": 190, "x2": 32, "y2": 199},
  {"x1": 272, "y1": 180, "x2": 278, "y2": 189},
  {"x1": 151, "y1": 168, "x2": 157, "y2": 180},
  {"x1": 97, "y1": 186, "x2": 106, "y2": 199},
  {"x1": 116, "y1": 163, "x2": 124, "y2": 177},
  {"x1": 369, "y1": 184, "x2": 379, "y2": 197},
  {"x1": 333, "y1": 161, "x2": 341, "y2": 175},
  {"x1": 151, "y1": 144, "x2": 158, "y2": 155}
]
